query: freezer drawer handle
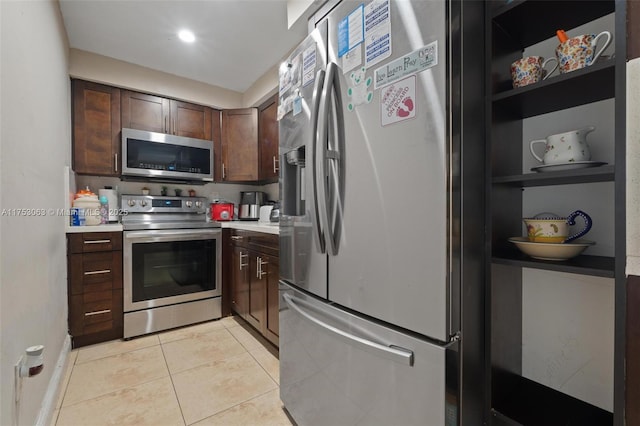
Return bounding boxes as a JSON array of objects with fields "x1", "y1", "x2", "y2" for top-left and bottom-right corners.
[{"x1": 283, "y1": 293, "x2": 414, "y2": 366}]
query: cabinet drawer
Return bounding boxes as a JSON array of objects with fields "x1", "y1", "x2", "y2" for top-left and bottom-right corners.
[
  {"x1": 70, "y1": 293, "x2": 114, "y2": 333},
  {"x1": 69, "y1": 288, "x2": 122, "y2": 338},
  {"x1": 68, "y1": 232, "x2": 122, "y2": 253},
  {"x1": 69, "y1": 251, "x2": 123, "y2": 295},
  {"x1": 229, "y1": 229, "x2": 279, "y2": 255}
]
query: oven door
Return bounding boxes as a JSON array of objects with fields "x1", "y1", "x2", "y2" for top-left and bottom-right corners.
[{"x1": 123, "y1": 228, "x2": 222, "y2": 312}]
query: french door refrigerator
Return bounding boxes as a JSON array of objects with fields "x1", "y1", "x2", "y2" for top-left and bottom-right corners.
[{"x1": 278, "y1": 0, "x2": 485, "y2": 424}]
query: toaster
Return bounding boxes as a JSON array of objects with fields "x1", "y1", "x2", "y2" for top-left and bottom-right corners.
[{"x1": 210, "y1": 203, "x2": 234, "y2": 221}]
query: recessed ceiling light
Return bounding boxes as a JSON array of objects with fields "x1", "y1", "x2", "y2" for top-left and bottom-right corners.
[{"x1": 178, "y1": 29, "x2": 195, "y2": 43}]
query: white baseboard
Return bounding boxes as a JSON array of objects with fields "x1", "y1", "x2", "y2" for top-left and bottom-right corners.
[{"x1": 34, "y1": 334, "x2": 71, "y2": 426}]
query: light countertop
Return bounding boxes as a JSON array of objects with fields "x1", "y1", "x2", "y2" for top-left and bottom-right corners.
[
  {"x1": 65, "y1": 223, "x2": 124, "y2": 233},
  {"x1": 220, "y1": 221, "x2": 280, "y2": 235},
  {"x1": 65, "y1": 221, "x2": 280, "y2": 235}
]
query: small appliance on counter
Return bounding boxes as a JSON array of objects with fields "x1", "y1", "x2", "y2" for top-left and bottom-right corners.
[
  {"x1": 211, "y1": 202, "x2": 234, "y2": 221},
  {"x1": 238, "y1": 191, "x2": 266, "y2": 220},
  {"x1": 258, "y1": 205, "x2": 273, "y2": 223},
  {"x1": 269, "y1": 202, "x2": 280, "y2": 223}
]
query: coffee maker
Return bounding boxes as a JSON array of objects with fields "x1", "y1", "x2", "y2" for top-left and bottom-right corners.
[{"x1": 238, "y1": 191, "x2": 266, "y2": 220}]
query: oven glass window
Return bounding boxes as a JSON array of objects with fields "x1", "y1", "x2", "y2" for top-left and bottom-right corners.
[{"x1": 132, "y1": 239, "x2": 216, "y2": 302}]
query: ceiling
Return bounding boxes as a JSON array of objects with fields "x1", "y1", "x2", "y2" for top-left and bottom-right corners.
[{"x1": 58, "y1": 0, "x2": 309, "y2": 93}]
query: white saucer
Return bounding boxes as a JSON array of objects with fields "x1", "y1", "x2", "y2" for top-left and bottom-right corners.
[
  {"x1": 531, "y1": 161, "x2": 607, "y2": 173},
  {"x1": 508, "y1": 237, "x2": 595, "y2": 261}
]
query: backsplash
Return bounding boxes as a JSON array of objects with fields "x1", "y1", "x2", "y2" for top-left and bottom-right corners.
[{"x1": 74, "y1": 175, "x2": 279, "y2": 207}]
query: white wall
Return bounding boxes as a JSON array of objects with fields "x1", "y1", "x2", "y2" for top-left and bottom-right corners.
[
  {"x1": 626, "y1": 57, "x2": 640, "y2": 274},
  {"x1": 243, "y1": 62, "x2": 279, "y2": 108},
  {"x1": 69, "y1": 49, "x2": 244, "y2": 109},
  {"x1": 0, "y1": 1, "x2": 71, "y2": 425}
]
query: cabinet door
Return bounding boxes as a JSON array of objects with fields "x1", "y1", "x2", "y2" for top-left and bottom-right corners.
[
  {"x1": 170, "y1": 100, "x2": 213, "y2": 140},
  {"x1": 259, "y1": 97, "x2": 279, "y2": 181},
  {"x1": 121, "y1": 90, "x2": 170, "y2": 133},
  {"x1": 212, "y1": 109, "x2": 223, "y2": 182},
  {"x1": 72, "y1": 80, "x2": 121, "y2": 176},
  {"x1": 221, "y1": 108, "x2": 258, "y2": 181},
  {"x1": 231, "y1": 245, "x2": 250, "y2": 318},
  {"x1": 247, "y1": 252, "x2": 267, "y2": 332},
  {"x1": 264, "y1": 254, "x2": 279, "y2": 346}
]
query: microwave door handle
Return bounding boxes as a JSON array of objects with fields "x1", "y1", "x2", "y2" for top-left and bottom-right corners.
[{"x1": 311, "y1": 68, "x2": 327, "y2": 254}]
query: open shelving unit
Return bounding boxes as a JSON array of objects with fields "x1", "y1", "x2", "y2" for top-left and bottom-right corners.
[{"x1": 485, "y1": 0, "x2": 626, "y2": 424}]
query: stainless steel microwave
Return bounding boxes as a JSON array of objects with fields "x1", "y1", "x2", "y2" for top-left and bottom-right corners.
[{"x1": 121, "y1": 128, "x2": 214, "y2": 183}]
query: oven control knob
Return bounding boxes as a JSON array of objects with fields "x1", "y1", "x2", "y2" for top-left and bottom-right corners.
[
  {"x1": 127, "y1": 199, "x2": 137, "y2": 207},
  {"x1": 185, "y1": 201, "x2": 193, "y2": 208},
  {"x1": 140, "y1": 200, "x2": 147, "y2": 207},
  {"x1": 195, "y1": 201, "x2": 202, "y2": 208}
]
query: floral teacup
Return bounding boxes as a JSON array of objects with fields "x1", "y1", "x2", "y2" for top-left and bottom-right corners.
[
  {"x1": 510, "y1": 56, "x2": 558, "y2": 88},
  {"x1": 555, "y1": 31, "x2": 612, "y2": 74}
]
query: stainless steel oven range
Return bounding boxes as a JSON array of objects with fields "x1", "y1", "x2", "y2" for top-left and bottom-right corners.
[{"x1": 121, "y1": 194, "x2": 221, "y2": 339}]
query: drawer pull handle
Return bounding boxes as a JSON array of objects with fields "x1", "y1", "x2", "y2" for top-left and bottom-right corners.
[
  {"x1": 230, "y1": 235, "x2": 244, "y2": 241},
  {"x1": 84, "y1": 269, "x2": 111, "y2": 276},
  {"x1": 84, "y1": 309, "x2": 111, "y2": 317},
  {"x1": 84, "y1": 240, "x2": 111, "y2": 244}
]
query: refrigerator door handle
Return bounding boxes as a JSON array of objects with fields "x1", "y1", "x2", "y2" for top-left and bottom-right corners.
[
  {"x1": 317, "y1": 61, "x2": 345, "y2": 256},
  {"x1": 311, "y1": 68, "x2": 327, "y2": 254},
  {"x1": 327, "y1": 62, "x2": 345, "y2": 255},
  {"x1": 283, "y1": 293, "x2": 415, "y2": 366}
]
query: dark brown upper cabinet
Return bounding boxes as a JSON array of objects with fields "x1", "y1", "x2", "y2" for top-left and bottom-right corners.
[
  {"x1": 258, "y1": 96, "x2": 279, "y2": 182},
  {"x1": 220, "y1": 108, "x2": 258, "y2": 182},
  {"x1": 72, "y1": 80, "x2": 121, "y2": 176},
  {"x1": 121, "y1": 90, "x2": 212, "y2": 140}
]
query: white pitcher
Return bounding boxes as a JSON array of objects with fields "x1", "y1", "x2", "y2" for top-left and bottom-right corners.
[{"x1": 530, "y1": 126, "x2": 595, "y2": 165}]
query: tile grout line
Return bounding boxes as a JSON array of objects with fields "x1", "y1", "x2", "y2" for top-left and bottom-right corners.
[
  {"x1": 54, "y1": 351, "x2": 79, "y2": 423},
  {"x1": 246, "y1": 346, "x2": 280, "y2": 386},
  {"x1": 159, "y1": 339, "x2": 188, "y2": 426},
  {"x1": 73, "y1": 337, "x2": 160, "y2": 365},
  {"x1": 194, "y1": 387, "x2": 282, "y2": 425},
  {"x1": 60, "y1": 342, "x2": 170, "y2": 410}
]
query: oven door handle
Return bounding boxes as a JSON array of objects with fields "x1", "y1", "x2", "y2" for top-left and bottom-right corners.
[{"x1": 124, "y1": 229, "x2": 221, "y2": 242}]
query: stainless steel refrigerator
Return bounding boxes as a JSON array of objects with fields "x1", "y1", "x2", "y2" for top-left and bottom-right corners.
[{"x1": 278, "y1": 0, "x2": 485, "y2": 424}]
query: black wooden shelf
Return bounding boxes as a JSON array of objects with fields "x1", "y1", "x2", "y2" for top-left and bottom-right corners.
[
  {"x1": 491, "y1": 0, "x2": 614, "y2": 48},
  {"x1": 492, "y1": 371, "x2": 613, "y2": 426},
  {"x1": 492, "y1": 249, "x2": 614, "y2": 278},
  {"x1": 492, "y1": 165, "x2": 615, "y2": 187},
  {"x1": 492, "y1": 60, "x2": 615, "y2": 118}
]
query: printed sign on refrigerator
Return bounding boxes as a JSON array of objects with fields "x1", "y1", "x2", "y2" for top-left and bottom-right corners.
[
  {"x1": 374, "y1": 41, "x2": 438, "y2": 89},
  {"x1": 380, "y1": 75, "x2": 415, "y2": 126},
  {"x1": 338, "y1": 4, "x2": 364, "y2": 57},
  {"x1": 302, "y1": 45, "x2": 317, "y2": 87},
  {"x1": 342, "y1": 46, "x2": 362, "y2": 74},
  {"x1": 364, "y1": 0, "x2": 391, "y2": 67}
]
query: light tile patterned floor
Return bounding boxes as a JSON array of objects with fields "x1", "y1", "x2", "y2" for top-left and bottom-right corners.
[{"x1": 51, "y1": 316, "x2": 294, "y2": 426}]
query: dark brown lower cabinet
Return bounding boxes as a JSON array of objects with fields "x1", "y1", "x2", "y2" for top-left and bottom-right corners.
[
  {"x1": 627, "y1": 275, "x2": 640, "y2": 426},
  {"x1": 226, "y1": 229, "x2": 279, "y2": 347},
  {"x1": 67, "y1": 232, "x2": 123, "y2": 348}
]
